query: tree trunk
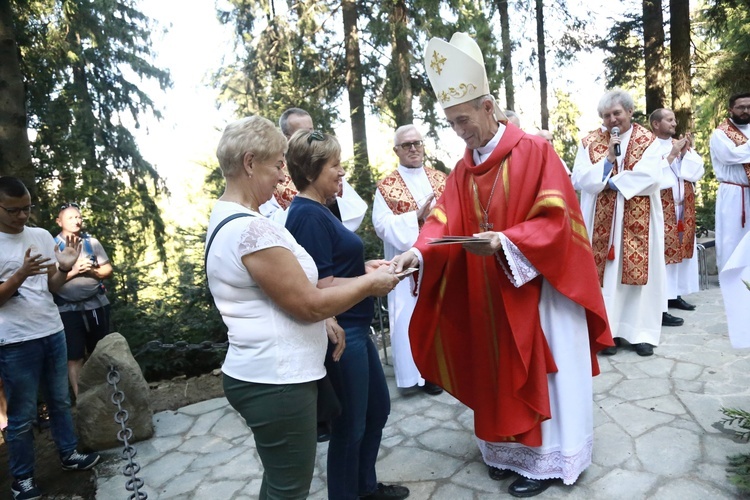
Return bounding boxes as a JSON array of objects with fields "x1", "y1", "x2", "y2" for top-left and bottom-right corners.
[
  {"x1": 391, "y1": 0, "x2": 412, "y2": 125},
  {"x1": 536, "y1": 0, "x2": 549, "y2": 130},
  {"x1": 0, "y1": 0, "x2": 33, "y2": 191},
  {"x1": 342, "y1": 0, "x2": 373, "y2": 202},
  {"x1": 496, "y1": 0, "x2": 514, "y2": 110},
  {"x1": 670, "y1": 0, "x2": 691, "y2": 135},
  {"x1": 642, "y1": 0, "x2": 666, "y2": 114}
]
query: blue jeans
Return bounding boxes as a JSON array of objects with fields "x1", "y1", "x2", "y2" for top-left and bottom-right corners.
[
  {"x1": 327, "y1": 325, "x2": 391, "y2": 499},
  {"x1": 0, "y1": 330, "x2": 78, "y2": 479}
]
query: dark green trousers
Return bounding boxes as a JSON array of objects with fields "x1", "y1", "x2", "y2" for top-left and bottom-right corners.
[{"x1": 223, "y1": 374, "x2": 318, "y2": 499}]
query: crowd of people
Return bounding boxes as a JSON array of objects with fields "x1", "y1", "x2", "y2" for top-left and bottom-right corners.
[{"x1": 2, "y1": 28, "x2": 748, "y2": 500}]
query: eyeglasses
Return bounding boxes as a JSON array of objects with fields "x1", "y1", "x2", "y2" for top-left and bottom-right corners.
[
  {"x1": 59, "y1": 202, "x2": 80, "y2": 211},
  {"x1": 307, "y1": 130, "x2": 325, "y2": 144},
  {"x1": 0, "y1": 204, "x2": 34, "y2": 216},
  {"x1": 733, "y1": 105, "x2": 750, "y2": 112},
  {"x1": 397, "y1": 140, "x2": 423, "y2": 151}
]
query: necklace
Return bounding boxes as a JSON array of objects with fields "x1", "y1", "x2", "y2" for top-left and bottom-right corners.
[{"x1": 476, "y1": 159, "x2": 505, "y2": 231}]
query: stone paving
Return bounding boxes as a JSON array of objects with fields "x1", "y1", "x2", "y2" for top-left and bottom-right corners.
[{"x1": 95, "y1": 278, "x2": 750, "y2": 499}]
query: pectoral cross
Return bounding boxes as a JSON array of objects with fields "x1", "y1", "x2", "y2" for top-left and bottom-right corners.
[{"x1": 480, "y1": 216, "x2": 493, "y2": 231}]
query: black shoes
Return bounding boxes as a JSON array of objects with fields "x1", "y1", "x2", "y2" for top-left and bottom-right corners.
[
  {"x1": 668, "y1": 296, "x2": 696, "y2": 311},
  {"x1": 600, "y1": 338, "x2": 654, "y2": 356},
  {"x1": 508, "y1": 477, "x2": 554, "y2": 498},
  {"x1": 600, "y1": 337, "x2": 621, "y2": 355},
  {"x1": 422, "y1": 381, "x2": 443, "y2": 395},
  {"x1": 488, "y1": 466, "x2": 514, "y2": 480},
  {"x1": 634, "y1": 343, "x2": 654, "y2": 357},
  {"x1": 662, "y1": 312, "x2": 684, "y2": 327},
  {"x1": 316, "y1": 422, "x2": 332, "y2": 443},
  {"x1": 360, "y1": 483, "x2": 409, "y2": 499}
]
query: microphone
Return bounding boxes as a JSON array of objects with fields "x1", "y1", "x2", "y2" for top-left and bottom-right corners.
[{"x1": 611, "y1": 127, "x2": 621, "y2": 156}]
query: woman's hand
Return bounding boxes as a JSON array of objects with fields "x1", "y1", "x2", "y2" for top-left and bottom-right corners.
[
  {"x1": 325, "y1": 318, "x2": 346, "y2": 362},
  {"x1": 366, "y1": 266, "x2": 400, "y2": 297},
  {"x1": 365, "y1": 259, "x2": 390, "y2": 274}
]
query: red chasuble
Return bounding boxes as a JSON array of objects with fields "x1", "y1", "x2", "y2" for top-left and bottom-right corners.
[{"x1": 410, "y1": 124, "x2": 613, "y2": 447}]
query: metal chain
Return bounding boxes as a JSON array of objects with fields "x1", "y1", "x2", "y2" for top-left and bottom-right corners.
[
  {"x1": 133, "y1": 339, "x2": 228, "y2": 358},
  {"x1": 108, "y1": 366, "x2": 147, "y2": 500}
]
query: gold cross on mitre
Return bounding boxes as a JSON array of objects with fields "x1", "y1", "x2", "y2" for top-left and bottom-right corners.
[{"x1": 430, "y1": 50, "x2": 447, "y2": 75}]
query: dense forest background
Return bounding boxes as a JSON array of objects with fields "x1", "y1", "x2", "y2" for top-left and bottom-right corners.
[{"x1": 0, "y1": 0, "x2": 748, "y2": 378}]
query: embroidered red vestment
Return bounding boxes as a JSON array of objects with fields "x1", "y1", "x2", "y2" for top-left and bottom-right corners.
[{"x1": 582, "y1": 123, "x2": 655, "y2": 285}]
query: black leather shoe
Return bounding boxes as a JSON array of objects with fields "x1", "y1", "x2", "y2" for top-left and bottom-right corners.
[
  {"x1": 422, "y1": 381, "x2": 443, "y2": 395},
  {"x1": 662, "y1": 312, "x2": 684, "y2": 327},
  {"x1": 600, "y1": 337, "x2": 621, "y2": 355},
  {"x1": 360, "y1": 483, "x2": 409, "y2": 499},
  {"x1": 668, "y1": 296, "x2": 696, "y2": 311},
  {"x1": 634, "y1": 343, "x2": 654, "y2": 356},
  {"x1": 316, "y1": 422, "x2": 331, "y2": 443},
  {"x1": 488, "y1": 466, "x2": 514, "y2": 480},
  {"x1": 508, "y1": 477, "x2": 554, "y2": 498}
]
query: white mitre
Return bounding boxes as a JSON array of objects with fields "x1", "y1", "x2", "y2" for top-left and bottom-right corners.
[{"x1": 424, "y1": 32, "x2": 506, "y2": 121}]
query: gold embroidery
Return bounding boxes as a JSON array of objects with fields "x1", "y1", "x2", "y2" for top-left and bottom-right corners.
[
  {"x1": 430, "y1": 50, "x2": 447, "y2": 75},
  {"x1": 586, "y1": 124, "x2": 655, "y2": 285},
  {"x1": 438, "y1": 83, "x2": 479, "y2": 104}
]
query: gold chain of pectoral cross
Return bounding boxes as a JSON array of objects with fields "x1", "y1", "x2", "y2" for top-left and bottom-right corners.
[{"x1": 476, "y1": 162, "x2": 504, "y2": 231}]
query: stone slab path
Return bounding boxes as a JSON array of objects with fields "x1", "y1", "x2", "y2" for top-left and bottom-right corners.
[{"x1": 95, "y1": 279, "x2": 750, "y2": 499}]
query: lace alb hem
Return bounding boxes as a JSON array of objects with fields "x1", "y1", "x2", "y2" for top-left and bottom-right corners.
[
  {"x1": 497, "y1": 234, "x2": 539, "y2": 287},
  {"x1": 477, "y1": 435, "x2": 593, "y2": 485},
  {"x1": 238, "y1": 217, "x2": 292, "y2": 255}
]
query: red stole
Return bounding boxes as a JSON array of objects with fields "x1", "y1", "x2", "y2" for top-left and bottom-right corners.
[
  {"x1": 717, "y1": 119, "x2": 750, "y2": 227},
  {"x1": 718, "y1": 119, "x2": 750, "y2": 181},
  {"x1": 410, "y1": 124, "x2": 613, "y2": 446},
  {"x1": 661, "y1": 141, "x2": 697, "y2": 263},
  {"x1": 377, "y1": 168, "x2": 447, "y2": 219},
  {"x1": 582, "y1": 123, "x2": 655, "y2": 285},
  {"x1": 273, "y1": 173, "x2": 298, "y2": 209}
]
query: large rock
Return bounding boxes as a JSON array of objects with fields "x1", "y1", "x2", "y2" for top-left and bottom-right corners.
[{"x1": 76, "y1": 332, "x2": 154, "y2": 450}]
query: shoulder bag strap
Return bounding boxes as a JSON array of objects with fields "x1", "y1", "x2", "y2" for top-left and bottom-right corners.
[{"x1": 204, "y1": 213, "x2": 255, "y2": 277}]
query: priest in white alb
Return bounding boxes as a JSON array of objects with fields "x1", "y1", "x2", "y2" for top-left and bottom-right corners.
[
  {"x1": 709, "y1": 92, "x2": 750, "y2": 272},
  {"x1": 649, "y1": 108, "x2": 704, "y2": 326},
  {"x1": 373, "y1": 124, "x2": 446, "y2": 396},
  {"x1": 572, "y1": 88, "x2": 666, "y2": 357}
]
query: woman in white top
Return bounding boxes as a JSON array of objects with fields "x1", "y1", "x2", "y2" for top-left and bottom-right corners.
[{"x1": 206, "y1": 116, "x2": 399, "y2": 500}]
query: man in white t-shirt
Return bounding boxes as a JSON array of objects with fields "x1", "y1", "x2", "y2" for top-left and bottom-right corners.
[{"x1": 0, "y1": 176, "x2": 100, "y2": 500}]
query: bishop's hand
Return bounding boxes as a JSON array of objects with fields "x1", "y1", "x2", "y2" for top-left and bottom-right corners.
[{"x1": 463, "y1": 231, "x2": 502, "y2": 256}]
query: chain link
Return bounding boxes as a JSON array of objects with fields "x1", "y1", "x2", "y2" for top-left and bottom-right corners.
[
  {"x1": 108, "y1": 366, "x2": 147, "y2": 500},
  {"x1": 133, "y1": 339, "x2": 228, "y2": 358}
]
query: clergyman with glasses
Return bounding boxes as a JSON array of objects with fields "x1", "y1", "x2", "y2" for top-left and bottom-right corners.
[
  {"x1": 53, "y1": 201, "x2": 113, "y2": 398},
  {"x1": 372, "y1": 124, "x2": 446, "y2": 396},
  {"x1": 0, "y1": 176, "x2": 101, "y2": 499},
  {"x1": 709, "y1": 91, "x2": 750, "y2": 272}
]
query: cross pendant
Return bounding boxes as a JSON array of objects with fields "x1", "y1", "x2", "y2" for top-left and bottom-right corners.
[{"x1": 480, "y1": 221, "x2": 493, "y2": 231}]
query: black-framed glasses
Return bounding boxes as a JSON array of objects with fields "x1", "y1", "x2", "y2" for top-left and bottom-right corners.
[
  {"x1": 0, "y1": 204, "x2": 34, "y2": 216},
  {"x1": 397, "y1": 140, "x2": 423, "y2": 151},
  {"x1": 307, "y1": 130, "x2": 325, "y2": 144},
  {"x1": 59, "y1": 202, "x2": 80, "y2": 212}
]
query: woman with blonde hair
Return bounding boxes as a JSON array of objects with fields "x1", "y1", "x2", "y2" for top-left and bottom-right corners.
[{"x1": 206, "y1": 116, "x2": 399, "y2": 499}]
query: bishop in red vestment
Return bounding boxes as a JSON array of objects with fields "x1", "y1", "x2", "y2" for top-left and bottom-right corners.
[{"x1": 392, "y1": 32, "x2": 612, "y2": 497}]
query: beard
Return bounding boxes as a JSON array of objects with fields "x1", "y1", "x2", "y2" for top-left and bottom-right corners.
[{"x1": 731, "y1": 112, "x2": 750, "y2": 125}]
